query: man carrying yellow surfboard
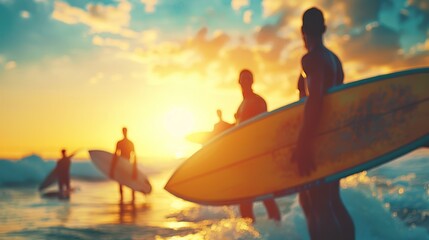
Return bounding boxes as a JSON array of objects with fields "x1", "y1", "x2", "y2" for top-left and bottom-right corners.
[
  {"x1": 291, "y1": 7, "x2": 355, "y2": 239},
  {"x1": 236, "y1": 69, "x2": 281, "y2": 222}
]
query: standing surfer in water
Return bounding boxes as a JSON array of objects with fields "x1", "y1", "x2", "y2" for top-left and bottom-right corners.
[
  {"x1": 57, "y1": 149, "x2": 75, "y2": 198},
  {"x1": 110, "y1": 127, "x2": 138, "y2": 203},
  {"x1": 291, "y1": 7, "x2": 355, "y2": 239},
  {"x1": 235, "y1": 69, "x2": 281, "y2": 222}
]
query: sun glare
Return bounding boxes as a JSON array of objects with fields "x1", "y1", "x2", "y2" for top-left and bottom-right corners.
[{"x1": 163, "y1": 107, "x2": 196, "y2": 140}]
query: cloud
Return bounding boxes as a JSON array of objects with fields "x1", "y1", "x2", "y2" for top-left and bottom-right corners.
[
  {"x1": 340, "y1": 24, "x2": 401, "y2": 66},
  {"x1": 140, "y1": 29, "x2": 158, "y2": 45},
  {"x1": 260, "y1": 0, "x2": 324, "y2": 18},
  {"x1": 253, "y1": 1, "x2": 426, "y2": 77},
  {"x1": 124, "y1": 24, "x2": 302, "y2": 102},
  {"x1": 141, "y1": 0, "x2": 158, "y2": 13},
  {"x1": 47, "y1": 0, "x2": 429, "y2": 105},
  {"x1": 231, "y1": 0, "x2": 249, "y2": 11},
  {"x1": 89, "y1": 72, "x2": 104, "y2": 85},
  {"x1": 243, "y1": 10, "x2": 252, "y2": 24},
  {"x1": 5, "y1": 61, "x2": 16, "y2": 70},
  {"x1": 92, "y1": 36, "x2": 130, "y2": 50},
  {"x1": 409, "y1": 37, "x2": 429, "y2": 53},
  {"x1": 254, "y1": 12, "x2": 295, "y2": 62},
  {"x1": 405, "y1": 0, "x2": 429, "y2": 31},
  {"x1": 52, "y1": 0, "x2": 134, "y2": 36},
  {"x1": 20, "y1": 10, "x2": 30, "y2": 19},
  {"x1": 397, "y1": 51, "x2": 429, "y2": 70},
  {"x1": 261, "y1": 0, "x2": 285, "y2": 17},
  {"x1": 188, "y1": 28, "x2": 230, "y2": 61},
  {"x1": 341, "y1": 0, "x2": 386, "y2": 27},
  {"x1": 128, "y1": 28, "x2": 232, "y2": 83}
]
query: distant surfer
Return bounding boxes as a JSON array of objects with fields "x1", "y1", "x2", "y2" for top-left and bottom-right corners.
[
  {"x1": 291, "y1": 7, "x2": 355, "y2": 239},
  {"x1": 110, "y1": 127, "x2": 138, "y2": 202},
  {"x1": 57, "y1": 149, "x2": 75, "y2": 198},
  {"x1": 235, "y1": 69, "x2": 281, "y2": 222},
  {"x1": 212, "y1": 109, "x2": 233, "y2": 135}
]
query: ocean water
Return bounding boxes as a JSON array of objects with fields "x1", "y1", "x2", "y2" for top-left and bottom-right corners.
[{"x1": 1, "y1": 149, "x2": 429, "y2": 240}]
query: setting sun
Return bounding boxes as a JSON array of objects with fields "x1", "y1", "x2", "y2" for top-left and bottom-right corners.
[{"x1": 163, "y1": 107, "x2": 196, "y2": 140}]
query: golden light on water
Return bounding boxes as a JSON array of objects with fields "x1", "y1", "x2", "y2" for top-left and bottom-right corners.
[
  {"x1": 169, "y1": 199, "x2": 195, "y2": 211},
  {"x1": 340, "y1": 171, "x2": 372, "y2": 188}
]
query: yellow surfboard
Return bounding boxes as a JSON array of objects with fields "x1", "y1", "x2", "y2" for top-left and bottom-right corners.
[{"x1": 165, "y1": 68, "x2": 429, "y2": 205}]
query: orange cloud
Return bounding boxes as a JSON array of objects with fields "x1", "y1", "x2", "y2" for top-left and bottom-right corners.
[{"x1": 54, "y1": 0, "x2": 427, "y2": 108}]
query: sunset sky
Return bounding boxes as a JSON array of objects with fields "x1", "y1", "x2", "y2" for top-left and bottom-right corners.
[{"x1": 1, "y1": 0, "x2": 428, "y2": 160}]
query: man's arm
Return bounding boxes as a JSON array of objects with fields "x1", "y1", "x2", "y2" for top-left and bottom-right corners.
[
  {"x1": 68, "y1": 151, "x2": 78, "y2": 159},
  {"x1": 298, "y1": 72, "x2": 307, "y2": 99},
  {"x1": 292, "y1": 54, "x2": 325, "y2": 176}
]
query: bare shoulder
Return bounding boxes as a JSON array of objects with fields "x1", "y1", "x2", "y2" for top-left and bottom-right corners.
[
  {"x1": 254, "y1": 93, "x2": 266, "y2": 102},
  {"x1": 302, "y1": 50, "x2": 324, "y2": 66},
  {"x1": 301, "y1": 51, "x2": 324, "y2": 74},
  {"x1": 330, "y1": 50, "x2": 342, "y2": 65}
]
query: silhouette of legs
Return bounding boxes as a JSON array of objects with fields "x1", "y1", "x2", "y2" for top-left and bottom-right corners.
[
  {"x1": 299, "y1": 190, "x2": 319, "y2": 239},
  {"x1": 58, "y1": 176, "x2": 71, "y2": 198},
  {"x1": 239, "y1": 202, "x2": 255, "y2": 222},
  {"x1": 119, "y1": 184, "x2": 124, "y2": 202},
  {"x1": 119, "y1": 185, "x2": 137, "y2": 203},
  {"x1": 58, "y1": 181, "x2": 64, "y2": 196},
  {"x1": 329, "y1": 181, "x2": 355, "y2": 240},
  {"x1": 65, "y1": 177, "x2": 70, "y2": 196},
  {"x1": 240, "y1": 199, "x2": 281, "y2": 222},
  {"x1": 263, "y1": 199, "x2": 281, "y2": 221},
  {"x1": 299, "y1": 183, "x2": 347, "y2": 240}
]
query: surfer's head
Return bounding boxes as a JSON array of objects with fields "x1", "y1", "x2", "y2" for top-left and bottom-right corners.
[
  {"x1": 216, "y1": 109, "x2": 223, "y2": 120},
  {"x1": 122, "y1": 127, "x2": 128, "y2": 138},
  {"x1": 302, "y1": 7, "x2": 325, "y2": 37},
  {"x1": 61, "y1": 148, "x2": 66, "y2": 156},
  {"x1": 238, "y1": 69, "x2": 253, "y2": 87},
  {"x1": 302, "y1": 7, "x2": 326, "y2": 49}
]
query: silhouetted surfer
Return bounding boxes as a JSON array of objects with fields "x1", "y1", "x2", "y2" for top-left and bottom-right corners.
[
  {"x1": 235, "y1": 69, "x2": 281, "y2": 222},
  {"x1": 110, "y1": 127, "x2": 138, "y2": 203},
  {"x1": 212, "y1": 109, "x2": 233, "y2": 135},
  {"x1": 291, "y1": 7, "x2": 355, "y2": 239},
  {"x1": 57, "y1": 149, "x2": 75, "y2": 198}
]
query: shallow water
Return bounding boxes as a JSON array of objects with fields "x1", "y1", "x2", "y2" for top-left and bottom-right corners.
[{"x1": 1, "y1": 149, "x2": 429, "y2": 239}]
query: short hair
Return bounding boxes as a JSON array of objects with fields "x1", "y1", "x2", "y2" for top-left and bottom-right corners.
[
  {"x1": 238, "y1": 69, "x2": 253, "y2": 86},
  {"x1": 302, "y1": 7, "x2": 326, "y2": 36}
]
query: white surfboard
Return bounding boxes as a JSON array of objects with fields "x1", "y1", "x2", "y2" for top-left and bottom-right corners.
[{"x1": 89, "y1": 150, "x2": 152, "y2": 194}]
